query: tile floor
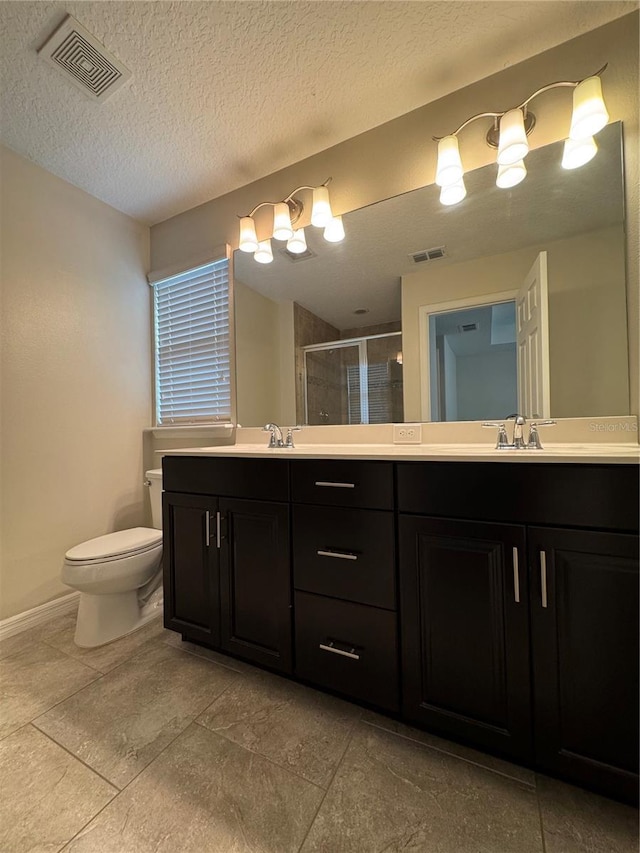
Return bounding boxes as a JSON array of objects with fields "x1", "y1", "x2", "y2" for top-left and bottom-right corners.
[{"x1": 0, "y1": 611, "x2": 637, "y2": 852}]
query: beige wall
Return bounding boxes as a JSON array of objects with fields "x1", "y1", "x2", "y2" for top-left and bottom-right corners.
[
  {"x1": 0, "y1": 146, "x2": 151, "y2": 620},
  {"x1": 150, "y1": 14, "x2": 639, "y2": 418},
  {"x1": 234, "y1": 279, "x2": 280, "y2": 428},
  {"x1": 402, "y1": 225, "x2": 628, "y2": 421}
]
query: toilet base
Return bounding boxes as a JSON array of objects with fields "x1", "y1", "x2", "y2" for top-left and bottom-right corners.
[{"x1": 74, "y1": 586, "x2": 163, "y2": 648}]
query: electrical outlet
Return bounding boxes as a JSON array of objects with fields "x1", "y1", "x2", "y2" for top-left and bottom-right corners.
[{"x1": 393, "y1": 423, "x2": 422, "y2": 444}]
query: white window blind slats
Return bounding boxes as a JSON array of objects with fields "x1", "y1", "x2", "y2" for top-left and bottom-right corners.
[{"x1": 153, "y1": 258, "x2": 231, "y2": 425}]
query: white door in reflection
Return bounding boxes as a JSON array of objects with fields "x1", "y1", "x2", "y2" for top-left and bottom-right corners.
[{"x1": 516, "y1": 252, "x2": 551, "y2": 418}]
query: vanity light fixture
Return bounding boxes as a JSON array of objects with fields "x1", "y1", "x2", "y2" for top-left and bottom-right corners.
[
  {"x1": 433, "y1": 64, "x2": 609, "y2": 204},
  {"x1": 237, "y1": 178, "x2": 344, "y2": 264}
]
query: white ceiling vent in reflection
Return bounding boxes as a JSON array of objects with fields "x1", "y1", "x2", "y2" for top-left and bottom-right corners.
[
  {"x1": 410, "y1": 246, "x2": 447, "y2": 264},
  {"x1": 282, "y1": 247, "x2": 316, "y2": 262},
  {"x1": 38, "y1": 15, "x2": 131, "y2": 102}
]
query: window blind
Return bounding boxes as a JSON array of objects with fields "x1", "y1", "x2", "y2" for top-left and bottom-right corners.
[{"x1": 153, "y1": 259, "x2": 231, "y2": 425}]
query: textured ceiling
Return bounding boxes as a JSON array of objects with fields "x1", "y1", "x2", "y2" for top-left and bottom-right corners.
[{"x1": 0, "y1": 1, "x2": 635, "y2": 224}]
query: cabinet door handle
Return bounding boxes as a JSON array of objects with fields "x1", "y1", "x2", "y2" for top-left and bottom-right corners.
[
  {"x1": 205, "y1": 511, "x2": 211, "y2": 548},
  {"x1": 216, "y1": 511, "x2": 221, "y2": 549},
  {"x1": 314, "y1": 481, "x2": 355, "y2": 489},
  {"x1": 319, "y1": 641, "x2": 360, "y2": 661},
  {"x1": 512, "y1": 547, "x2": 520, "y2": 603},
  {"x1": 540, "y1": 550, "x2": 548, "y2": 608},
  {"x1": 317, "y1": 549, "x2": 358, "y2": 561}
]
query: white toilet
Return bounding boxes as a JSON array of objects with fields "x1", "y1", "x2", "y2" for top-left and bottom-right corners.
[{"x1": 62, "y1": 469, "x2": 164, "y2": 648}]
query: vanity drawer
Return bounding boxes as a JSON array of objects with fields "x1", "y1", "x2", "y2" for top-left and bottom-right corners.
[
  {"x1": 291, "y1": 460, "x2": 393, "y2": 510},
  {"x1": 163, "y1": 456, "x2": 289, "y2": 502},
  {"x1": 294, "y1": 591, "x2": 399, "y2": 712},
  {"x1": 293, "y1": 505, "x2": 396, "y2": 609}
]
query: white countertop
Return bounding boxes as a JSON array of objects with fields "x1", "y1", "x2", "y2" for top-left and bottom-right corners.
[{"x1": 160, "y1": 442, "x2": 640, "y2": 464}]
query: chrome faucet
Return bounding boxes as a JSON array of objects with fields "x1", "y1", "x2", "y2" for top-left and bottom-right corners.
[
  {"x1": 507, "y1": 413, "x2": 527, "y2": 449},
  {"x1": 482, "y1": 414, "x2": 556, "y2": 449},
  {"x1": 263, "y1": 423, "x2": 284, "y2": 448}
]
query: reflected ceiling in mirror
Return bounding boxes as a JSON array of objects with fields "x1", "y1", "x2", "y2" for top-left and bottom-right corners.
[
  {"x1": 234, "y1": 123, "x2": 623, "y2": 331},
  {"x1": 234, "y1": 122, "x2": 627, "y2": 427}
]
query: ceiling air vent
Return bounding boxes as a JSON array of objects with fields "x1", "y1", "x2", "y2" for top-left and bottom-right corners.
[
  {"x1": 282, "y1": 247, "x2": 316, "y2": 262},
  {"x1": 38, "y1": 15, "x2": 131, "y2": 102},
  {"x1": 457, "y1": 322, "x2": 479, "y2": 333},
  {"x1": 409, "y1": 246, "x2": 447, "y2": 264}
]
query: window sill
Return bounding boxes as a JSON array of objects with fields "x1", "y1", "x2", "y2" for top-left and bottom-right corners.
[{"x1": 146, "y1": 425, "x2": 236, "y2": 440}]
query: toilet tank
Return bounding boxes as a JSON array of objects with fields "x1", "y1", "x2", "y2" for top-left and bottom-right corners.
[{"x1": 146, "y1": 469, "x2": 163, "y2": 530}]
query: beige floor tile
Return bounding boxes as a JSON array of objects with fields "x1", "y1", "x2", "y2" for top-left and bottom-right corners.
[
  {"x1": 197, "y1": 668, "x2": 359, "y2": 787},
  {"x1": 537, "y1": 775, "x2": 639, "y2": 853},
  {"x1": 163, "y1": 629, "x2": 254, "y2": 673},
  {"x1": 0, "y1": 643, "x2": 99, "y2": 741},
  {"x1": 44, "y1": 614, "x2": 166, "y2": 673},
  {"x1": 0, "y1": 612, "x2": 77, "y2": 662},
  {"x1": 0, "y1": 724, "x2": 116, "y2": 853},
  {"x1": 35, "y1": 643, "x2": 239, "y2": 788},
  {"x1": 62, "y1": 723, "x2": 324, "y2": 853},
  {"x1": 361, "y1": 709, "x2": 536, "y2": 787},
  {"x1": 301, "y1": 723, "x2": 544, "y2": 853}
]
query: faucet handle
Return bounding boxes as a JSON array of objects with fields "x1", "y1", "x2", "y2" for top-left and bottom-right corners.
[
  {"x1": 482, "y1": 422, "x2": 509, "y2": 449},
  {"x1": 285, "y1": 426, "x2": 302, "y2": 448},
  {"x1": 527, "y1": 420, "x2": 556, "y2": 450}
]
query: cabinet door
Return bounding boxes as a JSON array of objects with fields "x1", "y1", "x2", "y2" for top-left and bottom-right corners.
[
  {"x1": 162, "y1": 493, "x2": 220, "y2": 646},
  {"x1": 219, "y1": 498, "x2": 292, "y2": 673},
  {"x1": 529, "y1": 527, "x2": 639, "y2": 804},
  {"x1": 399, "y1": 516, "x2": 531, "y2": 760}
]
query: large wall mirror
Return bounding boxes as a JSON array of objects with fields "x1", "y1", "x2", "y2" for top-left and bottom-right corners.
[{"x1": 234, "y1": 122, "x2": 628, "y2": 427}]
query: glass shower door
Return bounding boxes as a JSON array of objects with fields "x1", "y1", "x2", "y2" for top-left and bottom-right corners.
[{"x1": 304, "y1": 343, "x2": 363, "y2": 425}]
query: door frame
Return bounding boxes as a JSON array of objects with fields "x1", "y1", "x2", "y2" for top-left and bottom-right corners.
[{"x1": 418, "y1": 290, "x2": 517, "y2": 422}]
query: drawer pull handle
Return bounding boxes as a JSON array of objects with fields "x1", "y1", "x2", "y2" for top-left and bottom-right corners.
[
  {"x1": 512, "y1": 546, "x2": 520, "y2": 603},
  {"x1": 317, "y1": 549, "x2": 358, "y2": 561},
  {"x1": 314, "y1": 481, "x2": 356, "y2": 489},
  {"x1": 319, "y1": 641, "x2": 360, "y2": 661}
]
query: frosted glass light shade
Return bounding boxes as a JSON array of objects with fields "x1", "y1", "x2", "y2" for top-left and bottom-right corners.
[
  {"x1": 324, "y1": 215, "x2": 345, "y2": 243},
  {"x1": 287, "y1": 228, "x2": 307, "y2": 253},
  {"x1": 239, "y1": 216, "x2": 258, "y2": 252},
  {"x1": 435, "y1": 136, "x2": 463, "y2": 187},
  {"x1": 311, "y1": 186, "x2": 333, "y2": 227},
  {"x1": 562, "y1": 136, "x2": 598, "y2": 169},
  {"x1": 273, "y1": 202, "x2": 293, "y2": 240},
  {"x1": 497, "y1": 109, "x2": 529, "y2": 166},
  {"x1": 439, "y1": 179, "x2": 466, "y2": 206},
  {"x1": 496, "y1": 159, "x2": 527, "y2": 189},
  {"x1": 254, "y1": 240, "x2": 273, "y2": 264},
  {"x1": 570, "y1": 77, "x2": 609, "y2": 140}
]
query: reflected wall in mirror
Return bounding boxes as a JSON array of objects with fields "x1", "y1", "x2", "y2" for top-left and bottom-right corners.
[{"x1": 234, "y1": 122, "x2": 628, "y2": 427}]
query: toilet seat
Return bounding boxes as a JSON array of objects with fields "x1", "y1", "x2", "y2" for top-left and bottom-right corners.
[{"x1": 65, "y1": 527, "x2": 162, "y2": 564}]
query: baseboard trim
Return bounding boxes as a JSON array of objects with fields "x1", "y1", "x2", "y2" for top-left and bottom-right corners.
[{"x1": 0, "y1": 592, "x2": 80, "y2": 642}]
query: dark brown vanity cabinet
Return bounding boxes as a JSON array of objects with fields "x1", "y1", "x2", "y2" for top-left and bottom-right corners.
[
  {"x1": 529, "y1": 527, "x2": 639, "y2": 803},
  {"x1": 162, "y1": 457, "x2": 292, "y2": 673},
  {"x1": 291, "y1": 460, "x2": 399, "y2": 712},
  {"x1": 163, "y1": 492, "x2": 221, "y2": 646},
  {"x1": 397, "y1": 461, "x2": 639, "y2": 803},
  {"x1": 399, "y1": 516, "x2": 532, "y2": 759}
]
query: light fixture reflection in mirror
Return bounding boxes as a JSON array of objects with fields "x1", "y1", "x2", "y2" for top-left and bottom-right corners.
[{"x1": 233, "y1": 122, "x2": 628, "y2": 428}]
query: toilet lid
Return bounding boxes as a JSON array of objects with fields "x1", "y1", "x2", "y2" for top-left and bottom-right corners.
[{"x1": 65, "y1": 528, "x2": 162, "y2": 562}]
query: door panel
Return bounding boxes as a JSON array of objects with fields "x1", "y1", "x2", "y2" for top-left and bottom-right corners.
[
  {"x1": 399, "y1": 516, "x2": 531, "y2": 760},
  {"x1": 162, "y1": 493, "x2": 220, "y2": 645},
  {"x1": 220, "y1": 498, "x2": 292, "y2": 672},
  {"x1": 530, "y1": 527, "x2": 639, "y2": 803},
  {"x1": 517, "y1": 251, "x2": 550, "y2": 418}
]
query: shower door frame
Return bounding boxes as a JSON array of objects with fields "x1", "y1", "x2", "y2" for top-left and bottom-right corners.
[{"x1": 302, "y1": 331, "x2": 401, "y2": 426}]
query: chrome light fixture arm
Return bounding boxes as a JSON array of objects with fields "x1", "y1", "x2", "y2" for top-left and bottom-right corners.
[{"x1": 432, "y1": 63, "x2": 608, "y2": 143}]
